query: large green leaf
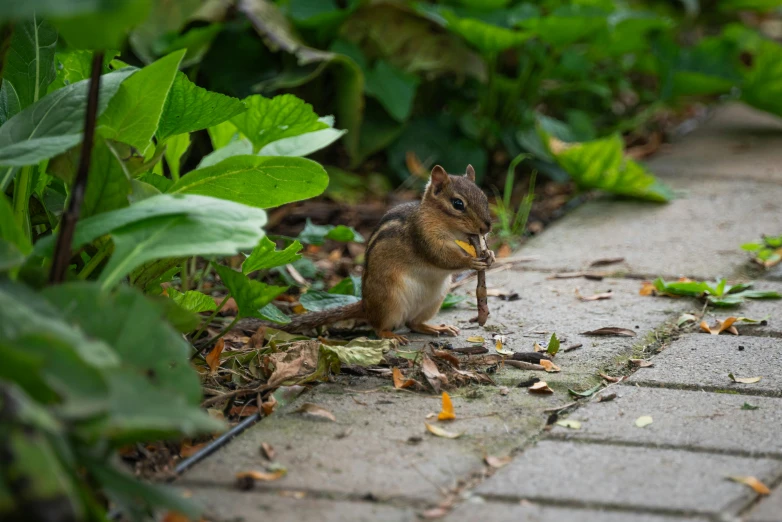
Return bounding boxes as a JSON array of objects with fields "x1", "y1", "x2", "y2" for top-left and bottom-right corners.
[
  {"x1": 300, "y1": 290, "x2": 360, "y2": 311},
  {"x1": 0, "y1": 0, "x2": 143, "y2": 18},
  {"x1": 3, "y1": 17, "x2": 57, "y2": 110},
  {"x1": 321, "y1": 338, "x2": 391, "y2": 367},
  {"x1": 213, "y1": 263, "x2": 287, "y2": 320},
  {"x1": 0, "y1": 68, "x2": 136, "y2": 168},
  {"x1": 418, "y1": 5, "x2": 530, "y2": 54},
  {"x1": 230, "y1": 94, "x2": 329, "y2": 153},
  {"x1": 258, "y1": 127, "x2": 347, "y2": 157},
  {"x1": 518, "y1": 5, "x2": 607, "y2": 47},
  {"x1": 297, "y1": 218, "x2": 364, "y2": 245},
  {"x1": 242, "y1": 236, "x2": 303, "y2": 274},
  {"x1": 98, "y1": 50, "x2": 184, "y2": 152},
  {"x1": 81, "y1": 139, "x2": 132, "y2": 218},
  {"x1": 47, "y1": 50, "x2": 118, "y2": 94},
  {"x1": 163, "y1": 132, "x2": 190, "y2": 180},
  {"x1": 156, "y1": 71, "x2": 247, "y2": 142},
  {"x1": 167, "y1": 288, "x2": 217, "y2": 314},
  {"x1": 51, "y1": 0, "x2": 152, "y2": 50},
  {"x1": 0, "y1": 193, "x2": 31, "y2": 254},
  {"x1": 364, "y1": 60, "x2": 419, "y2": 122},
  {"x1": 742, "y1": 39, "x2": 782, "y2": 117},
  {"x1": 0, "y1": 81, "x2": 22, "y2": 126},
  {"x1": 168, "y1": 155, "x2": 329, "y2": 209},
  {"x1": 197, "y1": 138, "x2": 252, "y2": 169},
  {"x1": 547, "y1": 133, "x2": 673, "y2": 203},
  {"x1": 128, "y1": 0, "x2": 200, "y2": 64}
]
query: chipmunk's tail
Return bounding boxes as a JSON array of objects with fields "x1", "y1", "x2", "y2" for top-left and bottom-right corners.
[{"x1": 245, "y1": 301, "x2": 365, "y2": 334}]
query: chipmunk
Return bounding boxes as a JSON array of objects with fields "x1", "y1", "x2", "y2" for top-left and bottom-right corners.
[{"x1": 251, "y1": 165, "x2": 494, "y2": 345}]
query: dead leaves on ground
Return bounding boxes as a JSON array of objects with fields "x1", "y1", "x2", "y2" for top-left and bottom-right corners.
[
  {"x1": 575, "y1": 288, "x2": 613, "y2": 301},
  {"x1": 581, "y1": 327, "x2": 637, "y2": 337},
  {"x1": 205, "y1": 338, "x2": 225, "y2": 373},
  {"x1": 701, "y1": 317, "x2": 738, "y2": 335},
  {"x1": 295, "y1": 403, "x2": 336, "y2": 422},
  {"x1": 728, "y1": 373, "x2": 762, "y2": 384},
  {"x1": 728, "y1": 476, "x2": 770, "y2": 495},
  {"x1": 437, "y1": 392, "x2": 456, "y2": 421},
  {"x1": 425, "y1": 422, "x2": 462, "y2": 439}
]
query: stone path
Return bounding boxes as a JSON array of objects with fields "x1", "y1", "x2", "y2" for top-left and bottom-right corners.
[{"x1": 177, "y1": 103, "x2": 782, "y2": 522}]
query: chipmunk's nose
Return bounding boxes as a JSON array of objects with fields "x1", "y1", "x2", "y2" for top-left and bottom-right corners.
[{"x1": 480, "y1": 220, "x2": 492, "y2": 234}]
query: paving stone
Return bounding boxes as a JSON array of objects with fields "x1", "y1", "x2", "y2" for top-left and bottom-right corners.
[
  {"x1": 475, "y1": 440, "x2": 782, "y2": 515},
  {"x1": 180, "y1": 379, "x2": 545, "y2": 502},
  {"x1": 517, "y1": 178, "x2": 782, "y2": 279},
  {"x1": 626, "y1": 334, "x2": 782, "y2": 396},
  {"x1": 179, "y1": 488, "x2": 417, "y2": 522},
  {"x1": 550, "y1": 386, "x2": 782, "y2": 457},
  {"x1": 649, "y1": 104, "x2": 782, "y2": 184},
  {"x1": 702, "y1": 288, "x2": 782, "y2": 337},
  {"x1": 445, "y1": 501, "x2": 708, "y2": 522},
  {"x1": 747, "y1": 485, "x2": 782, "y2": 522}
]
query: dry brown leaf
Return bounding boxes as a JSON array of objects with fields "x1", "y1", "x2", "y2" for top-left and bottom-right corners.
[
  {"x1": 265, "y1": 340, "x2": 320, "y2": 388},
  {"x1": 629, "y1": 359, "x2": 654, "y2": 368},
  {"x1": 249, "y1": 326, "x2": 266, "y2": 348},
  {"x1": 229, "y1": 405, "x2": 260, "y2": 417},
  {"x1": 421, "y1": 507, "x2": 450, "y2": 519},
  {"x1": 433, "y1": 349, "x2": 460, "y2": 368},
  {"x1": 539, "y1": 359, "x2": 561, "y2": 373},
  {"x1": 261, "y1": 394, "x2": 278, "y2": 416},
  {"x1": 495, "y1": 339, "x2": 514, "y2": 356},
  {"x1": 179, "y1": 442, "x2": 207, "y2": 458},
  {"x1": 437, "y1": 392, "x2": 456, "y2": 421},
  {"x1": 235, "y1": 469, "x2": 287, "y2": 481},
  {"x1": 701, "y1": 317, "x2": 738, "y2": 335},
  {"x1": 639, "y1": 282, "x2": 656, "y2": 296},
  {"x1": 589, "y1": 257, "x2": 625, "y2": 267},
  {"x1": 295, "y1": 403, "x2": 336, "y2": 422},
  {"x1": 421, "y1": 354, "x2": 447, "y2": 393},
  {"x1": 406, "y1": 150, "x2": 427, "y2": 178},
  {"x1": 392, "y1": 367, "x2": 416, "y2": 389},
  {"x1": 533, "y1": 342, "x2": 543, "y2": 352},
  {"x1": 291, "y1": 304, "x2": 306, "y2": 314},
  {"x1": 728, "y1": 476, "x2": 770, "y2": 495},
  {"x1": 497, "y1": 243, "x2": 512, "y2": 258},
  {"x1": 455, "y1": 240, "x2": 477, "y2": 257},
  {"x1": 599, "y1": 372, "x2": 620, "y2": 383},
  {"x1": 729, "y1": 373, "x2": 762, "y2": 384},
  {"x1": 499, "y1": 386, "x2": 510, "y2": 396},
  {"x1": 205, "y1": 338, "x2": 225, "y2": 374},
  {"x1": 425, "y1": 422, "x2": 462, "y2": 439},
  {"x1": 484, "y1": 455, "x2": 513, "y2": 468},
  {"x1": 576, "y1": 288, "x2": 613, "y2": 301},
  {"x1": 529, "y1": 381, "x2": 554, "y2": 394},
  {"x1": 581, "y1": 327, "x2": 637, "y2": 337},
  {"x1": 260, "y1": 442, "x2": 275, "y2": 461}
]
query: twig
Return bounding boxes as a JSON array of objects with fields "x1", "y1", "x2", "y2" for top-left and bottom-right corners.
[
  {"x1": 504, "y1": 360, "x2": 545, "y2": 371},
  {"x1": 469, "y1": 235, "x2": 489, "y2": 326},
  {"x1": 201, "y1": 382, "x2": 275, "y2": 408},
  {"x1": 563, "y1": 343, "x2": 583, "y2": 353},
  {"x1": 49, "y1": 51, "x2": 104, "y2": 284}
]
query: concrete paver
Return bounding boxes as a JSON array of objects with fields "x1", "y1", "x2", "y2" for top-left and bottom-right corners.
[
  {"x1": 476, "y1": 440, "x2": 782, "y2": 515},
  {"x1": 748, "y1": 485, "x2": 782, "y2": 522},
  {"x1": 550, "y1": 386, "x2": 782, "y2": 457},
  {"x1": 445, "y1": 501, "x2": 709, "y2": 522},
  {"x1": 626, "y1": 335, "x2": 782, "y2": 395}
]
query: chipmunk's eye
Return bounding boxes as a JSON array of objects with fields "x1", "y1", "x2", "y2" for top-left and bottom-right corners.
[{"x1": 451, "y1": 198, "x2": 465, "y2": 211}]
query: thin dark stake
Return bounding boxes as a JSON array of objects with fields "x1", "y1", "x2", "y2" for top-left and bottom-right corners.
[
  {"x1": 469, "y1": 235, "x2": 489, "y2": 326},
  {"x1": 50, "y1": 51, "x2": 104, "y2": 284}
]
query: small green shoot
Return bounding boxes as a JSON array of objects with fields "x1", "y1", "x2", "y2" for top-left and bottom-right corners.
[
  {"x1": 742, "y1": 234, "x2": 782, "y2": 268},
  {"x1": 491, "y1": 153, "x2": 536, "y2": 247},
  {"x1": 741, "y1": 403, "x2": 760, "y2": 410},
  {"x1": 651, "y1": 277, "x2": 781, "y2": 307},
  {"x1": 546, "y1": 333, "x2": 560, "y2": 356}
]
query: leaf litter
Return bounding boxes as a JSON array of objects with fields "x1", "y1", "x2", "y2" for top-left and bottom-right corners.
[{"x1": 728, "y1": 476, "x2": 770, "y2": 495}]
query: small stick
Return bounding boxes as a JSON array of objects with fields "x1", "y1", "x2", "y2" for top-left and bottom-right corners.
[
  {"x1": 469, "y1": 235, "x2": 489, "y2": 326},
  {"x1": 563, "y1": 343, "x2": 583, "y2": 353},
  {"x1": 451, "y1": 346, "x2": 489, "y2": 355},
  {"x1": 504, "y1": 360, "x2": 545, "y2": 371}
]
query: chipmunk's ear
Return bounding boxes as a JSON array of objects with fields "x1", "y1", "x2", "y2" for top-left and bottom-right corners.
[
  {"x1": 428, "y1": 165, "x2": 450, "y2": 195},
  {"x1": 465, "y1": 164, "x2": 476, "y2": 182}
]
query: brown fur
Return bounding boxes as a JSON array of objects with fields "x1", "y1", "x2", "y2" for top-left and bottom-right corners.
[{"x1": 246, "y1": 165, "x2": 492, "y2": 341}]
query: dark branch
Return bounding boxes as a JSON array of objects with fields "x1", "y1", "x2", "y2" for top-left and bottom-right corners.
[{"x1": 49, "y1": 51, "x2": 104, "y2": 284}]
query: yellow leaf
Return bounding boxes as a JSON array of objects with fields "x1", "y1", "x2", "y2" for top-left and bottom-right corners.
[
  {"x1": 495, "y1": 339, "x2": 514, "y2": 355},
  {"x1": 555, "y1": 419, "x2": 581, "y2": 430},
  {"x1": 466, "y1": 336, "x2": 485, "y2": 344},
  {"x1": 484, "y1": 455, "x2": 513, "y2": 468},
  {"x1": 729, "y1": 373, "x2": 762, "y2": 384},
  {"x1": 533, "y1": 342, "x2": 543, "y2": 352},
  {"x1": 205, "y1": 338, "x2": 225, "y2": 374},
  {"x1": 528, "y1": 381, "x2": 553, "y2": 394},
  {"x1": 728, "y1": 476, "x2": 770, "y2": 495},
  {"x1": 455, "y1": 240, "x2": 477, "y2": 257},
  {"x1": 235, "y1": 469, "x2": 287, "y2": 481},
  {"x1": 639, "y1": 281, "x2": 656, "y2": 296},
  {"x1": 425, "y1": 422, "x2": 462, "y2": 439},
  {"x1": 635, "y1": 415, "x2": 653, "y2": 428},
  {"x1": 437, "y1": 392, "x2": 456, "y2": 421},
  {"x1": 702, "y1": 317, "x2": 739, "y2": 335},
  {"x1": 392, "y1": 367, "x2": 415, "y2": 389},
  {"x1": 540, "y1": 359, "x2": 561, "y2": 373}
]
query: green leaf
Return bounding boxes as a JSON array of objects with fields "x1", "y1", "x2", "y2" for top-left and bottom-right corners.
[
  {"x1": 734, "y1": 290, "x2": 782, "y2": 299},
  {"x1": 127, "y1": 0, "x2": 199, "y2": 63},
  {"x1": 742, "y1": 40, "x2": 782, "y2": 117},
  {"x1": 365, "y1": 60, "x2": 419, "y2": 122},
  {"x1": 329, "y1": 275, "x2": 362, "y2": 298},
  {"x1": 164, "y1": 132, "x2": 191, "y2": 180},
  {"x1": 167, "y1": 288, "x2": 217, "y2": 314},
  {"x1": 440, "y1": 293, "x2": 466, "y2": 309},
  {"x1": 258, "y1": 127, "x2": 347, "y2": 157},
  {"x1": 706, "y1": 295, "x2": 744, "y2": 307},
  {"x1": 547, "y1": 333, "x2": 560, "y2": 356},
  {"x1": 741, "y1": 402, "x2": 760, "y2": 410},
  {"x1": 81, "y1": 139, "x2": 132, "y2": 218},
  {"x1": 547, "y1": 133, "x2": 673, "y2": 203},
  {"x1": 230, "y1": 94, "x2": 329, "y2": 153},
  {"x1": 300, "y1": 290, "x2": 360, "y2": 311},
  {"x1": 242, "y1": 237, "x2": 303, "y2": 274},
  {"x1": 47, "y1": 50, "x2": 117, "y2": 93},
  {"x1": 719, "y1": 0, "x2": 782, "y2": 11},
  {"x1": 321, "y1": 338, "x2": 393, "y2": 367},
  {"x1": 197, "y1": 138, "x2": 252, "y2": 169},
  {"x1": 423, "y1": 6, "x2": 531, "y2": 53},
  {"x1": 0, "y1": 68, "x2": 136, "y2": 167},
  {"x1": 137, "y1": 171, "x2": 173, "y2": 193},
  {"x1": 169, "y1": 155, "x2": 328, "y2": 209},
  {"x1": 258, "y1": 303, "x2": 291, "y2": 324},
  {"x1": 156, "y1": 71, "x2": 247, "y2": 141},
  {"x1": 98, "y1": 50, "x2": 185, "y2": 153},
  {"x1": 0, "y1": 81, "x2": 22, "y2": 126},
  {"x1": 0, "y1": 239, "x2": 25, "y2": 271},
  {"x1": 51, "y1": 0, "x2": 153, "y2": 50},
  {"x1": 518, "y1": 5, "x2": 607, "y2": 47},
  {"x1": 208, "y1": 120, "x2": 239, "y2": 150},
  {"x1": 297, "y1": 218, "x2": 365, "y2": 245},
  {"x1": 213, "y1": 263, "x2": 287, "y2": 319},
  {"x1": 741, "y1": 242, "x2": 763, "y2": 251},
  {"x1": 0, "y1": 193, "x2": 31, "y2": 254},
  {"x1": 3, "y1": 17, "x2": 57, "y2": 110},
  {"x1": 568, "y1": 383, "x2": 603, "y2": 398}
]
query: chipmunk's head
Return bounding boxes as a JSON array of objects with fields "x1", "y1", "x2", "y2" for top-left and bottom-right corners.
[{"x1": 424, "y1": 164, "x2": 492, "y2": 236}]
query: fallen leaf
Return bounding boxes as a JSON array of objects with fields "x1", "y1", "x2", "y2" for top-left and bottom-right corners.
[
  {"x1": 392, "y1": 367, "x2": 416, "y2": 389},
  {"x1": 433, "y1": 349, "x2": 461, "y2": 368},
  {"x1": 539, "y1": 359, "x2": 561, "y2": 373},
  {"x1": 639, "y1": 282, "x2": 656, "y2": 296},
  {"x1": 596, "y1": 392, "x2": 617, "y2": 402},
  {"x1": 581, "y1": 327, "x2": 637, "y2": 337},
  {"x1": 455, "y1": 240, "x2": 477, "y2": 257},
  {"x1": 495, "y1": 338, "x2": 514, "y2": 356},
  {"x1": 555, "y1": 419, "x2": 581, "y2": 429},
  {"x1": 484, "y1": 455, "x2": 513, "y2": 468},
  {"x1": 260, "y1": 442, "x2": 275, "y2": 461},
  {"x1": 528, "y1": 381, "x2": 554, "y2": 394},
  {"x1": 425, "y1": 412, "x2": 437, "y2": 419},
  {"x1": 547, "y1": 333, "x2": 560, "y2": 356},
  {"x1": 205, "y1": 338, "x2": 225, "y2": 373},
  {"x1": 421, "y1": 507, "x2": 450, "y2": 519},
  {"x1": 568, "y1": 383, "x2": 602, "y2": 398},
  {"x1": 437, "y1": 392, "x2": 456, "y2": 421},
  {"x1": 728, "y1": 373, "x2": 761, "y2": 384},
  {"x1": 179, "y1": 442, "x2": 207, "y2": 458},
  {"x1": 677, "y1": 313, "x2": 697, "y2": 326},
  {"x1": 425, "y1": 422, "x2": 462, "y2": 439},
  {"x1": 235, "y1": 469, "x2": 287, "y2": 481},
  {"x1": 229, "y1": 405, "x2": 260, "y2": 417},
  {"x1": 742, "y1": 402, "x2": 760, "y2": 410},
  {"x1": 496, "y1": 244, "x2": 512, "y2": 258},
  {"x1": 701, "y1": 317, "x2": 738, "y2": 335},
  {"x1": 499, "y1": 386, "x2": 510, "y2": 396},
  {"x1": 576, "y1": 288, "x2": 613, "y2": 301},
  {"x1": 728, "y1": 476, "x2": 770, "y2": 495},
  {"x1": 466, "y1": 336, "x2": 485, "y2": 344},
  {"x1": 295, "y1": 403, "x2": 336, "y2": 422},
  {"x1": 599, "y1": 372, "x2": 620, "y2": 383},
  {"x1": 629, "y1": 359, "x2": 654, "y2": 368},
  {"x1": 634, "y1": 415, "x2": 653, "y2": 428},
  {"x1": 533, "y1": 342, "x2": 543, "y2": 352},
  {"x1": 249, "y1": 326, "x2": 266, "y2": 348},
  {"x1": 261, "y1": 394, "x2": 278, "y2": 416},
  {"x1": 421, "y1": 354, "x2": 447, "y2": 393},
  {"x1": 589, "y1": 257, "x2": 625, "y2": 267}
]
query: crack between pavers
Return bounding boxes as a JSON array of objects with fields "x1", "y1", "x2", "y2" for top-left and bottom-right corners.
[
  {"x1": 543, "y1": 433, "x2": 782, "y2": 461},
  {"x1": 621, "y1": 380, "x2": 782, "y2": 399},
  {"x1": 735, "y1": 466, "x2": 782, "y2": 518}
]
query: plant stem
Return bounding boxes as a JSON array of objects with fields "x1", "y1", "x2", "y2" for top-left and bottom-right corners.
[
  {"x1": 49, "y1": 51, "x2": 104, "y2": 284},
  {"x1": 198, "y1": 316, "x2": 239, "y2": 354},
  {"x1": 196, "y1": 260, "x2": 211, "y2": 292},
  {"x1": 192, "y1": 294, "x2": 230, "y2": 343},
  {"x1": 77, "y1": 240, "x2": 112, "y2": 280},
  {"x1": 181, "y1": 257, "x2": 190, "y2": 292},
  {"x1": 12, "y1": 165, "x2": 32, "y2": 240}
]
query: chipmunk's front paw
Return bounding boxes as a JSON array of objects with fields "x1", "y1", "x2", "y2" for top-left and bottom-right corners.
[
  {"x1": 485, "y1": 250, "x2": 496, "y2": 267},
  {"x1": 469, "y1": 258, "x2": 489, "y2": 271},
  {"x1": 436, "y1": 324, "x2": 460, "y2": 336}
]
